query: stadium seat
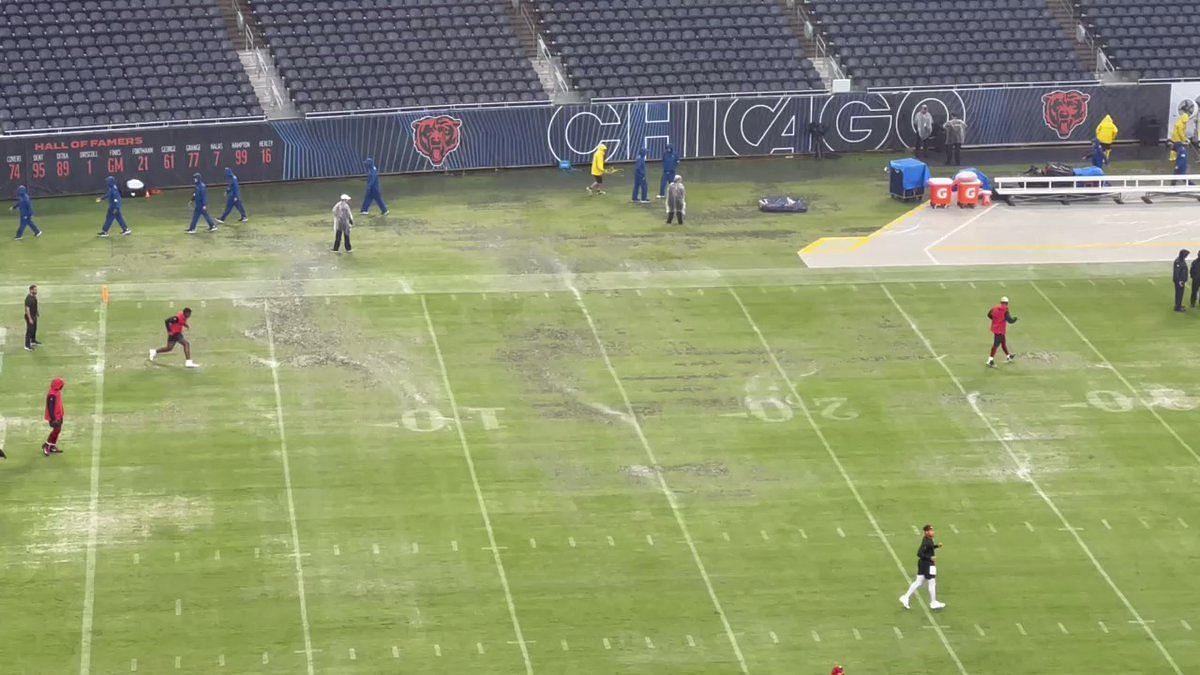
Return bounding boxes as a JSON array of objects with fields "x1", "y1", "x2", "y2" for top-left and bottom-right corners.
[
  {"x1": 247, "y1": 0, "x2": 548, "y2": 111},
  {"x1": 805, "y1": 0, "x2": 1092, "y2": 88},
  {"x1": 1077, "y1": 0, "x2": 1200, "y2": 78},
  {"x1": 530, "y1": 0, "x2": 824, "y2": 99},
  {"x1": 0, "y1": 0, "x2": 262, "y2": 131}
]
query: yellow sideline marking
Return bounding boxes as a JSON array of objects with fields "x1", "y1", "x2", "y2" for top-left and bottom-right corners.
[
  {"x1": 934, "y1": 240, "x2": 1200, "y2": 253},
  {"x1": 798, "y1": 202, "x2": 928, "y2": 257}
]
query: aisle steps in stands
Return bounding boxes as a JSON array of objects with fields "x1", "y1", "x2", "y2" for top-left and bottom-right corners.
[
  {"x1": 1046, "y1": 0, "x2": 1103, "y2": 76},
  {"x1": 238, "y1": 50, "x2": 298, "y2": 119}
]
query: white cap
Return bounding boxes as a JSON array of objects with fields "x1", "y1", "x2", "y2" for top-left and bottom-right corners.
[
  {"x1": 1000, "y1": 296, "x2": 1009, "y2": 303},
  {"x1": 340, "y1": 194, "x2": 351, "y2": 201}
]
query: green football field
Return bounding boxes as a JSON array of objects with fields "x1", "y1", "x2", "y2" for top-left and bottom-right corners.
[{"x1": 2, "y1": 155, "x2": 1198, "y2": 674}]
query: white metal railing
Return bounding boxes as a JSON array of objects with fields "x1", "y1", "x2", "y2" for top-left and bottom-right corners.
[
  {"x1": 868, "y1": 78, "x2": 1100, "y2": 93},
  {"x1": 1059, "y1": 0, "x2": 1115, "y2": 75},
  {"x1": 1140, "y1": 76, "x2": 1200, "y2": 84},
  {"x1": 522, "y1": 1, "x2": 572, "y2": 96},
  {"x1": 594, "y1": 87, "x2": 828, "y2": 104},
  {"x1": 304, "y1": 99, "x2": 551, "y2": 119},
  {"x1": 995, "y1": 174, "x2": 1200, "y2": 203},
  {"x1": 3, "y1": 115, "x2": 267, "y2": 137},
  {"x1": 536, "y1": 36, "x2": 569, "y2": 95},
  {"x1": 253, "y1": 49, "x2": 287, "y2": 111},
  {"x1": 794, "y1": 2, "x2": 845, "y2": 81}
]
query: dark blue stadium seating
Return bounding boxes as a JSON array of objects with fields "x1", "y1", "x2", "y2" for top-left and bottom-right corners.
[
  {"x1": 531, "y1": 0, "x2": 824, "y2": 99},
  {"x1": 1077, "y1": 0, "x2": 1199, "y2": 79},
  {"x1": 0, "y1": 0, "x2": 263, "y2": 132},
  {"x1": 809, "y1": 0, "x2": 1091, "y2": 88},
  {"x1": 251, "y1": 0, "x2": 547, "y2": 113}
]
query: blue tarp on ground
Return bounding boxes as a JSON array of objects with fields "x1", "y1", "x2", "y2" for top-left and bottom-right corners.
[
  {"x1": 889, "y1": 158, "x2": 931, "y2": 191},
  {"x1": 1072, "y1": 165, "x2": 1105, "y2": 177}
]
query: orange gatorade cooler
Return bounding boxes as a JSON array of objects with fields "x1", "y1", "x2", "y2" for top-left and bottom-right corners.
[
  {"x1": 957, "y1": 178, "x2": 981, "y2": 208},
  {"x1": 929, "y1": 178, "x2": 953, "y2": 207}
]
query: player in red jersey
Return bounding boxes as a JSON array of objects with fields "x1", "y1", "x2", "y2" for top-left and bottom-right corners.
[
  {"x1": 831, "y1": 665, "x2": 846, "y2": 675},
  {"x1": 43, "y1": 377, "x2": 65, "y2": 456},
  {"x1": 986, "y1": 296, "x2": 1018, "y2": 368},
  {"x1": 150, "y1": 307, "x2": 198, "y2": 368}
]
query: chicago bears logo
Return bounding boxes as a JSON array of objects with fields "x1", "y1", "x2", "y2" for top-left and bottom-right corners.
[
  {"x1": 1041, "y1": 90, "x2": 1091, "y2": 140},
  {"x1": 411, "y1": 115, "x2": 463, "y2": 168}
]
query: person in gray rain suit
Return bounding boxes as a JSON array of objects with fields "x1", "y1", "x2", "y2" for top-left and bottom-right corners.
[
  {"x1": 332, "y1": 194, "x2": 354, "y2": 252},
  {"x1": 914, "y1": 105, "x2": 934, "y2": 158},
  {"x1": 943, "y1": 113, "x2": 967, "y2": 166},
  {"x1": 665, "y1": 175, "x2": 686, "y2": 225}
]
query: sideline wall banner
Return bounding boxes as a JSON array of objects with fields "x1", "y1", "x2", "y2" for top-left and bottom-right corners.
[{"x1": 1, "y1": 84, "x2": 1171, "y2": 197}]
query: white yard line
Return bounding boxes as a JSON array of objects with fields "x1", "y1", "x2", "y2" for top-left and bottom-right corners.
[
  {"x1": 0, "y1": 265, "x2": 1167, "y2": 304},
  {"x1": 79, "y1": 302, "x2": 108, "y2": 675},
  {"x1": 923, "y1": 205, "x2": 995, "y2": 264},
  {"x1": 1032, "y1": 282, "x2": 1200, "y2": 466},
  {"x1": 882, "y1": 285, "x2": 1182, "y2": 674},
  {"x1": 420, "y1": 296, "x2": 533, "y2": 675},
  {"x1": 568, "y1": 282, "x2": 748, "y2": 674},
  {"x1": 729, "y1": 289, "x2": 967, "y2": 675},
  {"x1": 263, "y1": 301, "x2": 316, "y2": 675}
]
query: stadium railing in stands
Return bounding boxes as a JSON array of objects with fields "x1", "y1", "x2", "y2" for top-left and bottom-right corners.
[
  {"x1": 867, "y1": 79, "x2": 1101, "y2": 93},
  {"x1": 793, "y1": 0, "x2": 846, "y2": 82},
  {"x1": 3, "y1": 117, "x2": 268, "y2": 138},
  {"x1": 304, "y1": 99, "x2": 550, "y2": 119},
  {"x1": 231, "y1": 0, "x2": 291, "y2": 115}
]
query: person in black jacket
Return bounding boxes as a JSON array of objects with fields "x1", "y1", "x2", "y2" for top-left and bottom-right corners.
[
  {"x1": 1174, "y1": 249, "x2": 1190, "y2": 312},
  {"x1": 899, "y1": 524, "x2": 945, "y2": 610},
  {"x1": 1189, "y1": 254, "x2": 1200, "y2": 308}
]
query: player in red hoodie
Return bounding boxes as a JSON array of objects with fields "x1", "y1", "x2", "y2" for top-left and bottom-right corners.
[
  {"x1": 43, "y1": 377, "x2": 65, "y2": 456},
  {"x1": 986, "y1": 296, "x2": 1018, "y2": 368}
]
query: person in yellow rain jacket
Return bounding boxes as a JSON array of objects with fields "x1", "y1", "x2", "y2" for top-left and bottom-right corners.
[
  {"x1": 1094, "y1": 114, "x2": 1118, "y2": 167},
  {"x1": 1170, "y1": 100, "x2": 1192, "y2": 176},
  {"x1": 587, "y1": 142, "x2": 608, "y2": 195}
]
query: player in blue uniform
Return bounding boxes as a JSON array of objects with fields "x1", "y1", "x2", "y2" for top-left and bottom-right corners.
[
  {"x1": 96, "y1": 176, "x2": 131, "y2": 237},
  {"x1": 631, "y1": 147, "x2": 649, "y2": 203},
  {"x1": 11, "y1": 185, "x2": 41, "y2": 240},
  {"x1": 361, "y1": 157, "x2": 388, "y2": 215},
  {"x1": 657, "y1": 144, "x2": 680, "y2": 199},
  {"x1": 216, "y1": 167, "x2": 247, "y2": 224},
  {"x1": 186, "y1": 173, "x2": 218, "y2": 233}
]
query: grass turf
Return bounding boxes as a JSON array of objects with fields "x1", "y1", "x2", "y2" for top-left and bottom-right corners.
[{"x1": 1, "y1": 153, "x2": 1197, "y2": 674}]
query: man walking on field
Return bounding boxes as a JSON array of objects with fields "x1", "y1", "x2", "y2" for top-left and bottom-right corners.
[
  {"x1": 150, "y1": 307, "x2": 198, "y2": 368},
  {"x1": 332, "y1": 194, "x2": 354, "y2": 252},
  {"x1": 986, "y1": 296, "x2": 1018, "y2": 368},
  {"x1": 900, "y1": 524, "x2": 945, "y2": 610}
]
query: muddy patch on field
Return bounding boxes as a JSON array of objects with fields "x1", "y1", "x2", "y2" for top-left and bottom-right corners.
[
  {"x1": 621, "y1": 462, "x2": 730, "y2": 482},
  {"x1": 24, "y1": 495, "x2": 213, "y2": 556},
  {"x1": 241, "y1": 290, "x2": 434, "y2": 407}
]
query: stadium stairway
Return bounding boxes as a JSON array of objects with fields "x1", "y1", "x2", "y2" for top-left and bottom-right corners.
[
  {"x1": 220, "y1": 0, "x2": 298, "y2": 118},
  {"x1": 1045, "y1": 0, "x2": 1106, "y2": 77},
  {"x1": 782, "y1": 0, "x2": 842, "y2": 90},
  {"x1": 237, "y1": 50, "x2": 299, "y2": 119},
  {"x1": 508, "y1": 1, "x2": 582, "y2": 104}
]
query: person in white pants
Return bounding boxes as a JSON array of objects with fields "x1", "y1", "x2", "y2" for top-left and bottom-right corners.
[{"x1": 900, "y1": 524, "x2": 945, "y2": 610}]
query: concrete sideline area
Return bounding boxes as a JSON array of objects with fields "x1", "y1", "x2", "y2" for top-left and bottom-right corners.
[{"x1": 800, "y1": 199, "x2": 1200, "y2": 268}]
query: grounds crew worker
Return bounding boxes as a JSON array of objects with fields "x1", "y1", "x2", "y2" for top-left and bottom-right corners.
[
  {"x1": 943, "y1": 113, "x2": 967, "y2": 166},
  {"x1": 1174, "y1": 249, "x2": 1189, "y2": 312},
  {"x1": 1095, "y1": 114, "x2": 1118, "y2": 164},
  {"x1": 1190, "y1": 253, "x2": 1200, "y2": 308},
  {"x1": 914, "y1": 105, "x2": 934, "y2": 159},
  {"x1": 587, "y1": 142, "x2": 608, "y2": 195}
]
